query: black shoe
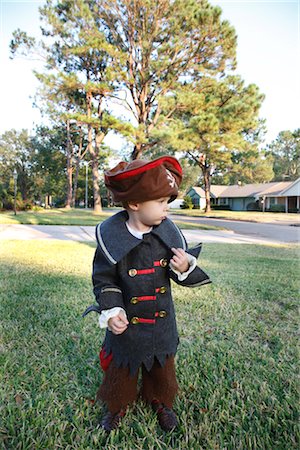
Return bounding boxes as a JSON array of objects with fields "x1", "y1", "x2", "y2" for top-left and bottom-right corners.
[
  {"x1": 100, "y1": 409, "x2": 126, "y2": 432},
  {"x1": 152, "y1": 400, "x2": 178, "y2": 432}
]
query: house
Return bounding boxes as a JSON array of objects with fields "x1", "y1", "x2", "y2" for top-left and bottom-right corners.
[{"x1": 187, "y1": 178, "x2": 300, "y2": 212}]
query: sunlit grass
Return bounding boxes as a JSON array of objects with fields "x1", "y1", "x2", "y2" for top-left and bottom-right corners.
[
  {"x1": 0, "y1": 208, "x2": 112, "y2": 225},
  {"x1": 171, "y1": 209, "x2": 300, "y2": 223},
  {"x1": 0, "y1": 241, "x2": 299, "y2": 449},
  {"x1": 0, "y1": 208, "x2": 222, "y2": 230}
]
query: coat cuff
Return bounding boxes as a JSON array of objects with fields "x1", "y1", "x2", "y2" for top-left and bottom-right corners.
[
  {"x1": 98, "y1": 307, "x2": 127, "y2": 329},
  {"x1": 94, "y1": 286, "x2": 125, "y2": 312},
  {"x1": 169, "y1": 253, "x2": 197, "y2": 281}
]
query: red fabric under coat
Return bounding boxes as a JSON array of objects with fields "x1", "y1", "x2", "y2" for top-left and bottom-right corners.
[{"x1": 99, "y1": 348, "x2": 113, "y2": 371}]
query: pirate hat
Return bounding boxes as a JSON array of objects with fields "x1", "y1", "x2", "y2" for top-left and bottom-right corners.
[{"x1": 104, "y1": 156, "x2": 182, "y2": 203}]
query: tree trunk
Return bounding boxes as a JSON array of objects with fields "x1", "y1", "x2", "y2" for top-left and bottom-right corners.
[
  {"x1": 203, "y1": 167, "x2": 211, "y2": 213},
  {"x1": 65, "y1": 119, "x2": 73, "y2": 209},
  {"x1": 91, "y1": 159, "x2": 102, "y2": 213},
  {"x1": 72, "y1": 156, "x2": 80, "y2": 207},
  {"x1": 72, "y1": 125, "x2": 84, "y2": 207},
  {"x1": 132, "y1": 143, "x2": 143, "y2": 160}
]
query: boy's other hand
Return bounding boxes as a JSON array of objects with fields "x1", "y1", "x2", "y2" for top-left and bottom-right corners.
[
  {"x1": 108, "y1": 313, "x2": 129, "y2": 335},
  {"x1": 171, "y1": 247, "x2": 189, "y2": 273}
]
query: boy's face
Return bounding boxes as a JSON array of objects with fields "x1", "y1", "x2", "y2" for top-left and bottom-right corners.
[{"x1": 129, "y1": 197, "x2": 170, "y2": 227}]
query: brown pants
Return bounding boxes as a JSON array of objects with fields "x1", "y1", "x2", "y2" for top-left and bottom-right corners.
[{"x1": 97, "y1": 356, "x2": 178, "y2": 413}]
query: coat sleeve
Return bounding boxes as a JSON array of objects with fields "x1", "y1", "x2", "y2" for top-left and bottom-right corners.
[
  {"x1": 93, "y1": 246, "x2": 125, "y2": 311},
  {"x1": 83, "y1": 246, "x2": 125, "y2": 317},
  {"x1": 169, "y1": 242, "x2": 212, "y2": 287}
]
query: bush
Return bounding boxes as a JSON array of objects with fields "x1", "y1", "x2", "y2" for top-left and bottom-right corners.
[
  {"x1": 181, "y1": 195, "x2": 194, "y2": 209},
  {"x1": 32, "y1": 205, "x2": 44, "y2": 212},
  {"x1": 211, "y1": 204, "x2": 231, "y2": 210},
  {"x1": 269, "y1": 204, "x2": 285, "y2": 213},
  {"x1": 246, "y1": 201, "x2": 261, "y2": 211}
]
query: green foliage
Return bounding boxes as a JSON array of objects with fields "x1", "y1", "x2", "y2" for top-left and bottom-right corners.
[
  {"x1": 0, "y1": 129, "x2": 33, "y2": 206},
  {"x1": 157, "y1": 74, "x2": 265, "y2": 210},
  {"x1": 269, "y1": 204, "x2": 286, "y2": 213},
  {"x1": 0, "y1": 241, "x2": 298, "y2": 448},
  {"x1": 10, "y1": 0, "x2": 238, "y2": 160},
  {"x1": 182, "y1": 195, "x2": 194, "y2": 209},
  {"x1": 266, "y1": 129, "x2": 300, "y2": 181},
  {"x1": 246, "y1": 201, "x2": 261, "y2": 212}
]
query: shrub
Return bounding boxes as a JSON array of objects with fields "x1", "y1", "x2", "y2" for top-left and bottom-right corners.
[
  {"x1": 211, "y1": 204, "x2": 231, "y2": 210},
  {"x1": 246, "y1": 201, "x2": 261, "y2": 211},
  {"x1": 269, "y1": 204, "x2": 285, "y2": 213},
  {"x1": 181, "y1": 195, "x2": 194, "y2": 209}
]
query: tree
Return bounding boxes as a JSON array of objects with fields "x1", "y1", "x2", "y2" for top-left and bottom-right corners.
[
  {"x1": 210, "y1": 123, "x2": 274, "y2": 185},
  {"x1": 30, "y1": 126, "x2": 68, "y2": 205},
  {"x1": 0, "y1": 130, "x2": 32, "y2": 208},
  {"x1": 97, "y1": 0, "x2": 237, "y2": 159},
  {"x1": 158, "y1": 75, "x2": 264, "y2": 211},
  {"x1": 266, "y1": 129, "x2": 300, "y2": 181},
  {"x1": 10, "y1": 0, "x2": 133, "y2": 212}
]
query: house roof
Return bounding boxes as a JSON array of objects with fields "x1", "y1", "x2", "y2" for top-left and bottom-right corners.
[
  {"x1": 280, "y1": 178, "x2": 300, "y2": 195},
  {"x1": 189, "y1": 180, "x2": 297, "y2": 199},
  {"x1": 210, "y1": 185, "x2": 228, "y2": 198},
  {"x1": 259, "y1": 182, "x2": 294, "y2": 197},
  {"x1": 219, "y1": 182, "x2": 291, "y2": 198},
  {"x1": 190, "y1": 186, "x2": 205, "y2": 196}
]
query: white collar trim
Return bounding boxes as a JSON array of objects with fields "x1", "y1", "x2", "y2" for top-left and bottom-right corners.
[{"x1": 126, "y1": 221, "x2": 152, "y2": 240}]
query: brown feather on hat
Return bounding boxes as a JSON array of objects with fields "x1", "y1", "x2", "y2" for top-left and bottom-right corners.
[{"x1": 105, "y1": 156, "x2": 182, "y2": 203}]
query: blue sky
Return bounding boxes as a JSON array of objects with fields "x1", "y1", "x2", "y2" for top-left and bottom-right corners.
[{"x1": 0, "y1": 0, "x2": 299, "y2": 146}]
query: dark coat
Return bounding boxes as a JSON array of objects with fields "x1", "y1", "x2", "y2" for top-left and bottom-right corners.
[{"x1": 84, "y1": 211, "x2": 211, "y2": 375}]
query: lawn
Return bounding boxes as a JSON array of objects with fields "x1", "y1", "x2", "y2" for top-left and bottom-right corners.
[
  {"x1": 0, "y1": 241, "x2": 299, "y2": 449},
  {"x1": 171, "y1": 209, "x2": 300, "y2": 224},
  {"x1": 0, "y1": 208, "x2": 222, "y2": 230},
  {"x1": 0, "y1": 208, "x2": 112, "y2": 226}
]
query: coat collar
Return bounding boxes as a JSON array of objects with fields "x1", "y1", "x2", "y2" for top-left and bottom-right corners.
[{"x1": 96, "y1": 210, "x2": 187, "y2": 264}]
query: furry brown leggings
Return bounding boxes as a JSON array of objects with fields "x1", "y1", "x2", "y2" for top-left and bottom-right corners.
[{"x1": 97, "y1": 356, "x2": 178, "y2": 413}]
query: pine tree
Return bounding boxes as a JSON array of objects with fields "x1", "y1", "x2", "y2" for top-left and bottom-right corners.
[
  {"x1": 158, "y1": 75, "x2": 265, "y2": 211},
  {"x1": 11, "y1": 0, "x2": 133, "y2": 212},
  {"x1": 96, "y1": 0, "x2": 237, "y2": 158}
]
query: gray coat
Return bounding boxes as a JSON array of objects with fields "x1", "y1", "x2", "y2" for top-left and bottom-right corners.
[{"x1": 84, "y1": 211, "x2": 211, "y2": 375}]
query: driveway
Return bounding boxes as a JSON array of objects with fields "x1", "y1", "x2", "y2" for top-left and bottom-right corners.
[{"x1": 0, "y1": 223, "x2": 298, "y2": 245}]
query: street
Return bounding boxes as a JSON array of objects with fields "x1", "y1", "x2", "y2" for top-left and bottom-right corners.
[
  {"x1": 169, "y1": 214, "x2": 300, "y2": 244},
  {"x1": 0, "y1": 218, "x2": 299, "y2": 245}
]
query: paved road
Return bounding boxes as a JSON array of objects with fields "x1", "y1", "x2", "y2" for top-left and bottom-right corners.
[
  {"x1": 0, "y1": 222, "x2": 298, "y2": 245},
  {"x1": 169, "y1": 214, "x2": 300, "y2": 243}
]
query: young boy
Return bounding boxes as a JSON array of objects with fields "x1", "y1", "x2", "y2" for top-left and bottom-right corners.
[{"x1": 83, "y1": 156, "x2": 211, "y2": 432}]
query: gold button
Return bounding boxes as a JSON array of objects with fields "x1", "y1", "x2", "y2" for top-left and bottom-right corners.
[
  {"x1": 159, "y1": 286, "x2": 167, "y2": 294},
  {"x1": 158, "y1": 310, "x2": 167, "y2": 318},
  {"x1": 130, "y1": 297, "x2": 139, "y2": 304},
  {"x1": 128, "y1": 269, "x2": 137, "y2": 277},
  {"x1": 160, "y1": 258, "x2": 168, "y2": 267},
  {"x1": 130, "y1": 317, "x2": 139, "y2": 325}
]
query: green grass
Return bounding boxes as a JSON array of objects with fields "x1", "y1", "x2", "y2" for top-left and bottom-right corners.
[
  {"x1": 171, "y1": 209, "x2": 300, "y2": 224},
  {"x1": 0, "y1": 241, "x2": 299, "y2": 449},
  {"x1": 0, "y1": 208, "x2": 112, "y2": 225},
  {"x1": 0, "y1": 208, "x2": 221, "y2": 230}
]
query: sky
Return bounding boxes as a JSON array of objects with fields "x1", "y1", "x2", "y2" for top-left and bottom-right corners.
[{"x1": 0, "y1": 0, "x2": 299, "y2": 147}]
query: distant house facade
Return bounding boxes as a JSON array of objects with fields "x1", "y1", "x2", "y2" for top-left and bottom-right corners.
[{"x1": 186, "y1": 178, "x2": 300, "y2": 213}]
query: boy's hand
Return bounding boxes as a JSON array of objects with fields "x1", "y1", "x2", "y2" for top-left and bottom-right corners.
[
  {"x1": 108, "y1": 313, "x2": 129, "y2": 335},
  {"x1": 171, "y1": 248, "x2": 189, "y2": 273}
]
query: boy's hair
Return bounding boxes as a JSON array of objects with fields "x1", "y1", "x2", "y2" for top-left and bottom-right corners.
[
  {"x1": 105, "y1": 156, "x2": 182, "y2": 204},
  {"x1": 121, "y1": 201, "x2": 129, "y2": 209}
]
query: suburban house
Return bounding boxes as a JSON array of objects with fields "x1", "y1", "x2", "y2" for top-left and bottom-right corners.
[{"x1": 186, "y1": 178, "x2": 300, "y2": 212}]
